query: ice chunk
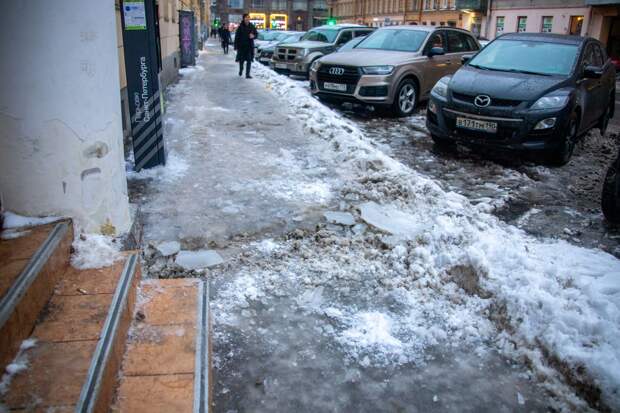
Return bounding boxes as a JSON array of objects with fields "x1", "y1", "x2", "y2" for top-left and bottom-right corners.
[
  {"x1": 176, "y1": 250, "x2": 224, "y2": 270},
  {"x1": 358, "y1": 202, "x2": 421, "y2": 236},
  {"x1": 156, "y1": 241, "x2": 181, "y2": 257},
  {"x1": 323, "y1": 211, "x2": 356, "y2": 226}
]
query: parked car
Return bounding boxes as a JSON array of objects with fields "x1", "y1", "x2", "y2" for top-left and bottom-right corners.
[
  {"x1": 426, "y1": 33, "x2": 616, "y2": 165},
  {"x1": 270, "y1": 24, "x2": 374, "y2": 78},
  {"x1": 254, "y1": 30, "x2": 282, "y2": 51},
  {"x1": 602, "y1": 146, "x2": 620, "y2": 223},
  {"x1": 257, "y1": 32, "x2": 305, "y2": 65},
  {"x1": 310, "y1": 26, "x2": 480, "y2": 117}
]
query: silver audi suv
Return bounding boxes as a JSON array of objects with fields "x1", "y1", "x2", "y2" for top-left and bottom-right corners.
[{"x1": 309, "y1": 26, "x2": 480, "y2": 116}]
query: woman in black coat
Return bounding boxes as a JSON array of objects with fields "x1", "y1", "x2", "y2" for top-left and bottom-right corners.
[
  {"x1": 220, "y1": 24, "x2": 232, "y2": 55},
  {"x1": 234, "y1": 14, "x2": 258, "y2": 78}
]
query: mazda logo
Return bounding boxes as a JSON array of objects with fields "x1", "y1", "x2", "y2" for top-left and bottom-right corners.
[
  {"x1": 474, "y1": 95, "x2": 491, "y2": 107},
  {"x1": 329, "y1": 67, "x2": 345, "y2": 75}
]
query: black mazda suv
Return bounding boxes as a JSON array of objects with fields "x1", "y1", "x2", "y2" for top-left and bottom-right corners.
[{"x1": 426, "y1": 33, "x2": 616, "y2": 165}]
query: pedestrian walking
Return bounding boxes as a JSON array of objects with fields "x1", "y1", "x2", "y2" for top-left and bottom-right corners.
[
  {"x1": 220, "y1": 24, "x2": 232, "y2": 55},
  {"x1": 233, "y1": 14, "x2": 258, "y2": 79}
]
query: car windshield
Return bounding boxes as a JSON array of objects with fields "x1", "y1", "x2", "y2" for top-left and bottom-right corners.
[
  {"x1": 281, "y1": 34, "x2": 302, "y2": 44},
  {"x1": 357, "y1": 29, "x2": 428, "y2": 52},
  {"x1": 274, "y1": 32, "x2": 290, "y2": 41},
  {"x1": 257, "y1": 31, "x2": 280, "y2": 41},
  {"x1": 468, "y1": 39, "x2": 578, "y2": 76},
  {"x1": 301, "y1": 29, "x2": 339, "y2": 43}
]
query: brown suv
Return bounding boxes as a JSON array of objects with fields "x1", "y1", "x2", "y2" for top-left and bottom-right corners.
[{"x1": 309, "y1": 26, "x2": 480, "y2": 116}]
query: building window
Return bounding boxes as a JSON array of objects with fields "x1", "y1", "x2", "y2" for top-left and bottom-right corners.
[
  {"x1": 272, "y1": 0, "x2": 287, "y2": 10},
  {"x1": 293, "y1": 0, "x2": 307, "y2": 11},
  {"x1": 448, "y1": 20, "x2": 456, "y2": 27},
  {"x1": 313, "y1": 0, "x2": 327, "y2": 11},
  {"x1": 569, "y1": 15, "x2": 584, "y2": 35},
  {"x1": 517, "y1": 16, "x2": 527, "y2": 32},
  {"x1": 496, "y1": 16, "x2": 504, "y2": 36},
  {"x1": 541, "y1": 16, "x2": 553, "y2": 33},
  {"x1": 251, "y1": 0, "x2": 264, "y2": 8},
  {"x1": 424, "y1": 0, "x2": 432, "y2": 10},
  {"x1": 228, "y1": 0, "x2": 243, "y2": 8}
]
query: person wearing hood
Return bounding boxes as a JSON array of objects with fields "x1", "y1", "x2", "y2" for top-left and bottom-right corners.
[{"x1": 233, "y1": 14, "x2": 258, "y2": 79}]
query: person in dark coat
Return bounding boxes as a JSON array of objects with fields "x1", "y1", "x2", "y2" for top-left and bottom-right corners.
[
  {"x1": 220, "y1": 24, "x2": 232, "y2": 55},
  {"x1": 234, "y1": 14, "x2": 258, "y2": 79}
]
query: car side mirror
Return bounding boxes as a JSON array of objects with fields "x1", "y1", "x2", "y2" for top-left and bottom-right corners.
[
  {"x1": 583, "y1": 65, "x2": 604, "y2": 79},
  {"x1": 461, "y1": 54, "x2": 474, "y2": 64},
  {"x1": 428, "y1": 47, "x2": 445, "y2": 57}
]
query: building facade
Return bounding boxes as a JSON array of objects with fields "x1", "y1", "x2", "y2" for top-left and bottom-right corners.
[
  {"x1": 487, "y1": 0, "x2": 590, "y2": 40},
  {"x1": 214, "y1": 0, "x2": 328, "y2": 31},
  {"x1": 328, "y1": 0, "x2": 487, "y2": 37}
]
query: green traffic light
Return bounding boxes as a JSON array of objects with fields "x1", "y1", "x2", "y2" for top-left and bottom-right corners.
[{"x1": 327, "y1": 18, "x2": 336, "y2": 26}]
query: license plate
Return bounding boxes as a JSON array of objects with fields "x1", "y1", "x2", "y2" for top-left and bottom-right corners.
[
  {"x1": 456, "y1": 117, "x2": 497, "y2": 133},
  {"x1": 323, "y1": 82, "x2": 347, "y2": 92},
  {"x1": 275, "y1": 63, "x2": 288, "y2": 69},
  {"x1": 260, "y1": 57, "x2": 270, "y2": 62}
]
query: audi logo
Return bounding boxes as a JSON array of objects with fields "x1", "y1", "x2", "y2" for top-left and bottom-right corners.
[
  {"x1": 474, "y1": 95, "x2": 491, "y2": 108},
  {"x1": 328, "y1": 67, "x2": 345, "y2": 75}
]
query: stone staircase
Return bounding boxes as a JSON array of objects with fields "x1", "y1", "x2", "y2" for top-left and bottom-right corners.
[{"x1": 0, "y1": 220, "x2": 211, "y2": 412}]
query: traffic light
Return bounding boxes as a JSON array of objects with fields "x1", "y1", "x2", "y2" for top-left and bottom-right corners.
[
  {"x1": 327, "y1": 17, "x2": 336, "y2": 26},
  {"x1": 214, "y1": 18, "x2": 220, "y2": 28}
]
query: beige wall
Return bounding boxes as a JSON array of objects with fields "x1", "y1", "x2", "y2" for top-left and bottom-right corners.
[
  {"x1": 160, "y1": 0, "x2": 180, "y2": 60},
  {"x1": 488, "y1": 7, "x2": 591, "y2": 40}
]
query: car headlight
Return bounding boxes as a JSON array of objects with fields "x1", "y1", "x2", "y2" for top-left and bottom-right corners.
[
  {"x1": 531, "y1": 95, "x2": 569, "y2": 110},
  {"x1": 361, "y1": 66, "x2": 394, "y2": 75},
  {"x1": 299, "y1": 49, "x2": 309, "y2": 57},
  {"x1": 431, "y1": 76, "x2": 451, "y2": 98},
  {"x1": 311, "y1": 60, "x2": 321, "y2": 71}
]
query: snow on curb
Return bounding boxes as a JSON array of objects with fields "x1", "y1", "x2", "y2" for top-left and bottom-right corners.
[
  {"x1": 1, "y1": 211, "x2": 62, "y2": 229},
  {"x1": 253, "y1": 64, "x2": 620, "y2": 409}
]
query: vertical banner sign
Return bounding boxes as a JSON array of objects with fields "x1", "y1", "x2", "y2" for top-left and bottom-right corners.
[
  {"x1": 121, "y1": 0, "x2": 166, "y2": 171},
  {"x1": 179, "y1": 10, "x2": 196, "y2": 67}
]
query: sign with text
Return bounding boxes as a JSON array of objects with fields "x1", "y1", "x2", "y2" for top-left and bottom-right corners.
[{"x1": 121, "y1": 0, "x2": 166, "y2": 170}]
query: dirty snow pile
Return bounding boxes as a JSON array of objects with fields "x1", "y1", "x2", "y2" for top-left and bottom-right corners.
[
  {"x1": 219, "y1": 64, "x2": 620, "y2": 409},
  {"x1": 71, "y1": 233, "x2": 122, "y2": 269}
]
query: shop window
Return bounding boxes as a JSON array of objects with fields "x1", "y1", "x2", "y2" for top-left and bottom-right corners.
[
  {"x1": 541, "y1": 16, "x2": 553, "y2": 33},
  {"x1": 517, "y1": 16, "x2": 527, "y2": 33},
  {"x1": 496, "y1": 16, "x2": 504, "y2": 36}
]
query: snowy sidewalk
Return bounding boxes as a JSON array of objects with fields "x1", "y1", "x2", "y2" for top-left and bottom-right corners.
[
  {"x1": 129, "y1": 42, "x2": 340, "y2": 247},
  {"x1": 130, "y1": 40, "x2": 620, "y2": 412}
]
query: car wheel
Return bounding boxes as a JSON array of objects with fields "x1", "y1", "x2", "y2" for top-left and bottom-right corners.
[
  {"x1": 392, "y1": 79, "x2": 418, "y2": 117},
  {"x1": 598, "y1": 96, "x2": 613, "y2": 136},
  {"x1": 546, "y1": 111, "x2": 577, "y2": 166},
  {"x1": 602, "y1": 158, "x2": 620, "y2": 223}
]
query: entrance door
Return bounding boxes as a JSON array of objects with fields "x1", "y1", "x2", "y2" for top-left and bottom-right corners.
[{"x1": 569, "y1": 16, "x2": 584, "y2": 35}]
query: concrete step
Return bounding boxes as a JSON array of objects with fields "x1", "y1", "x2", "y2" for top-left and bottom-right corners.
[
  {"x1": 0, "y1": 253, "x2": 141, "y2": 412},
  {"x1": 0, "y1": 220, "x2": 73, "y2": 371},
  {"x1": 113, "y1": 278, "x2": 211, "y2": 413}
]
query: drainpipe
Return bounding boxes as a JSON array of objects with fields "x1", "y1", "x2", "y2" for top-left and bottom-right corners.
[
  {"x1": 418, "y1": 0, "x2": 423, "y2": 24},
  {"x1": 484, "y1": 0, "x2": 491, "y2": 39}
]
